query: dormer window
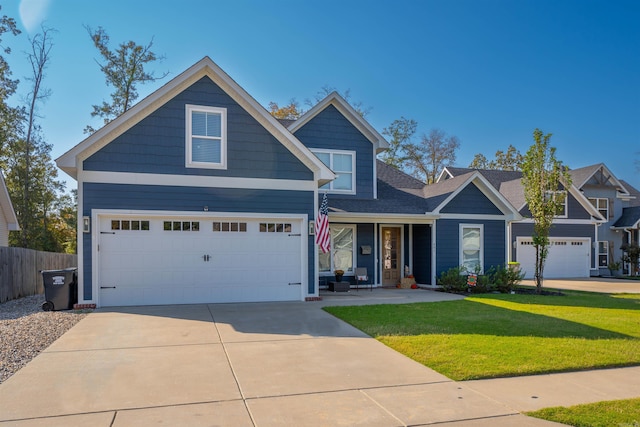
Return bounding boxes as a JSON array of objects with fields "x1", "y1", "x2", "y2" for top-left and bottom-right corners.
[
  {"x1": 312, "y1": 149, "x2": 355, "y2": 194},
  {"x1": 186, "y1": 105, "x2": 227, "y2": 169},
  {"x1": 588, "y1": 198, "x2": 609, "y2": 221}
]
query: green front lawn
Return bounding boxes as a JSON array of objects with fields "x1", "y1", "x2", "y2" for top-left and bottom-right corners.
[
  {"x1": 527, "y1": 398, "x2": 640, "y2": 427},
  {"x1": 324, "y1": 291, "x2": 640, "y2": 381}
]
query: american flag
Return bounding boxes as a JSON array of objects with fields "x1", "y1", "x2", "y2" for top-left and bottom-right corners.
[{"x1": 315, "y1": 193, "x2": 330, "y2": 253}]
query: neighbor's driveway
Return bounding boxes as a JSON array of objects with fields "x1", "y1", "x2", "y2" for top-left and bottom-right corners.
[
  {"x1": 522, "y1": 277, "x2": 640, "y2": 293},
  {"x1": 0, "y1": 289, "x2": 558, "y2": 426}
]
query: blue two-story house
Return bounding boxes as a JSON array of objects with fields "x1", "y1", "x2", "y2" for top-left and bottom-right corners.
[{"x1": 57, "y1": 57, "x2": 521, "y2": 307}]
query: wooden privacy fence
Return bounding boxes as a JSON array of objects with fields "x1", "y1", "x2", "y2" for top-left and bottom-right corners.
[{"x1": 0, "y1": 247, "x2": 77, "y2": 303}]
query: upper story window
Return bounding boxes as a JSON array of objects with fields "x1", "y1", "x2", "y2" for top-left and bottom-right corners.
[
  {"x1": 186, "y1": 104, "x2": 227, "y2": 169},
  {"x1": 312, "y1": 149, "x2": 355, "y2": 194},
  {"x1": 545, "y1": 191, "x2": 567, "y2": 218},
  {"x1": 589, "y1": 198, "x2": 609, "y2": 221}
]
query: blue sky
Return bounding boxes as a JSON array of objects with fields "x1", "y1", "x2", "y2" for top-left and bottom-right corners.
[{"x1": 4, "y1": 0, "x2": 640, "y2": 189}]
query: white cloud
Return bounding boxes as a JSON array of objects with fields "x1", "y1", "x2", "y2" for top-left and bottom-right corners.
[{"x1": 19, "y1": 0, "x2": 51, "y2": 34}]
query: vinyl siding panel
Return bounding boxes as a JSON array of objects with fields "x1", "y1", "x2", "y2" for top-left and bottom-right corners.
[
  {"x1": 84, "y1": 77, "x2": 313, "y2": 181},
  {"x1": 440, "y1": 183, "x2": 502, "y2": 215},
  {"x1": 82, "y1": 183, "x2": 315, "y2": 299},
  {"x1": 293, "y1": 105, "x2": 374, "y2": 199},
  {"x1": 519, "y1": 193, "x2": 590, "y2": 219},
  {"x1": 356, "y1": 223, "x2": 375, "y2": 284},
  {"x1": 412, "y1": 224, "x2": 432, "y2": 284},
  {"x1": 436, "y1": 219, "x2": 505, "y2": 276}
]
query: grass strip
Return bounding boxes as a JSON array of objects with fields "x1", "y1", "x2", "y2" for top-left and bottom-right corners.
[{"x1": 526, "y1": 398, "x2": 640, "y2": 427}]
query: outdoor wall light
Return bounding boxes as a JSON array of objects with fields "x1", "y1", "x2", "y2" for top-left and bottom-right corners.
[
  {"x1": 309, "y1": 221, "x2": 315, "y2": 235},
  {"x1": 83, "y1": 216, "x2": 90, "y2": 233},
  {"x1": 204, "y1": 206, "x2": 209, "y2": 212}
]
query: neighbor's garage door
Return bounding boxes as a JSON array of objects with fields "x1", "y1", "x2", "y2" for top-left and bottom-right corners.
[
  {"x1": 516, "y1": 237, "x2": 590, "y2": 279},
  {"x1": 98, "y1": 215, "x2": 303, "y2": 306}
]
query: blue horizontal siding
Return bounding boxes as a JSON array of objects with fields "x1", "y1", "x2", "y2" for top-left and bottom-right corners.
[
  {"x1": 82, "y1": 183, "x2": 315, "y2": 300},
  {"x1": 293, "y1": 105, "x2": 374, "y2": 199},
  {"x1": 440, "y1": 183, "x2": 502, "y2": 215},
  {"x1": 412, "y1": 224, "x2": 432, "y2": 284},
  {"x1": 435, "y1": 219, "x2": 506, "y2": 276},
  {"x1": 84, "y1": 77, "x2": 313, "y2": 181}
]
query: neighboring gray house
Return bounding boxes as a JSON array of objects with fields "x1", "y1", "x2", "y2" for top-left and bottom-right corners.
[
  {"x1": 0, "y1": 171, "x2": 19, "y2": 246},
  {"x1": 56, "y1": 57, "x2": 521, "y2": 308},
  {"x1": 441, "y1": 163, "x2": 640, "y2": 278}
]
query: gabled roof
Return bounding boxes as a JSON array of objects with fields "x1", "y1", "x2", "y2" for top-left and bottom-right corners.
[
  {"x1": 620, "y1": 180, "x2": 640, "y2": 207},
  {"x1": 288, "y1": 92, "x2": 389, "y2": 153},
  {"x1": 442, "y1": 166, "x2": 605, "y2": 220},
  {"x1": 328, "y1": 161, "x2": 521, "y2": 219},
  {"x1": 568, "y1": 163, "x2": 631, "y2": 197},
  {"x1": 0, "y1": 171, "x2": 19, "y2": 232},
  {"x1": 612, "y1": 206, "x2": 640, "y2": 229},
  {"x1": 56, "y1": 56, "x2": 335, "y2": 185}
]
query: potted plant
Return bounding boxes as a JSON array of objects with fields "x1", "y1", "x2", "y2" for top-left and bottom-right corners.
[
  {"x1": 334, "y1": 269, "x2": 344, "y2": 282},
  {"x1": 608, "y1": 260, "x2": 622, "y2": 277}
]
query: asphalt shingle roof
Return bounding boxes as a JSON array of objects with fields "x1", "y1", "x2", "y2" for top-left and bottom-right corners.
[{"x1": 613, "y1": 206, "x2": 640, "y2": 228}]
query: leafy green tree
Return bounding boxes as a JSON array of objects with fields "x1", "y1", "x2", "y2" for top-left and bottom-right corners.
[
  {"x1": 380, "y1": 117, "x2": 417, "y2": 169},
  {"x1": 84, "y1": 26, "x2": 167, "y2": 133},
  {"x1": 405, "y1": 128, "x2": 460, "y2": 184},
  {"x1": 521, "y1": 129, "x2": 571, "y2": 292},
  {"x1": 469, "y1": 144, "x2": 523, "y2": 171},
  {"x1": 0, "y1": 9, "x2": 20, "y2": 158}
]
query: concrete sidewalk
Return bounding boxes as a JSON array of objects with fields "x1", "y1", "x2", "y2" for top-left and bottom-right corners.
[{"x1": 0, "y1": 287, "x2": 637, "y2": 426}]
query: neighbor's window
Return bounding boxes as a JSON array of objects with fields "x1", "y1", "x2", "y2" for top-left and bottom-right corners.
[
  {"x1": 460, "y1": 224, "x2": 483, "y2": 273},
  {"x1": 545, "y1": 191, "x2": 568, "y2": 217},
  {"x1": 589, "y1": 198, "x2": 609, "y2": 221},
  {"x1": 186, "y1": 104, "x2": 227, "y2": 169},
  {"x1": 312, "y1": 149, "x2": 355, "y2": 193},
  {"x1": 598, "y1": 241, "x2": 609, "y2": 267},
  {"x1": 318, "y1": 225, "x2": 356, "y2": 274}
]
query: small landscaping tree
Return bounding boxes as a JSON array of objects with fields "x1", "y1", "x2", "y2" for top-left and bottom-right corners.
[
  {"x1": 521, "y1": 129, "x2": 571, "y2": 293},
  {"x1": 621, "y1": 242, "x2": 640, "y2": 277}
]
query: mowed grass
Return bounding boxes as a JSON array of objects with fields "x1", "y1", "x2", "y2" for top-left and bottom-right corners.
[
  {"x1": 323, "y1": 291, "x2": 640, "y2": 381},
  {"x1": 527, "y1": 398, "x2": 640, "y2": 427}
]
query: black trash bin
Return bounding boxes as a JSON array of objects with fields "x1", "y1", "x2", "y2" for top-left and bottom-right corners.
[{"x1": 41, "y1": 268, "x2": 77, "y2": 311}]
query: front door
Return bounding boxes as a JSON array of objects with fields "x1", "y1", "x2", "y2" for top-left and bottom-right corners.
[{"x1": 381, "y1": 227, "x2": 401, "y2": 286}]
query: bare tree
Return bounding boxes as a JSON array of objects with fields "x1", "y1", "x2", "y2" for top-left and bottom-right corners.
[{"x1": 405, "y1": 128, "x2": 460, "y2": 184}]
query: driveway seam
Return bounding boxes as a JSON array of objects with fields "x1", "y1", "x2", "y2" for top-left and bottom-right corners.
[{"x1": 207, "y1": 304, "x2": 257, "y2": 427}]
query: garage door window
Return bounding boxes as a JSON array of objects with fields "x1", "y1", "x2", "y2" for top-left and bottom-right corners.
[
  {"x1": 460, "y1": 224, "x2": 483, "y2": 273},
  {"x1": 164, "y1": 221, "x2": 200, "y2": 231},
  {"x1": 260, "y1": 223, "x2": 292, "y2": 233},
  {"x1": 111, "y1": 220, "x2": 150, "y2": 231},
  {"x1": 213, "y1": 222, "x2": 247, "y2": 232}
]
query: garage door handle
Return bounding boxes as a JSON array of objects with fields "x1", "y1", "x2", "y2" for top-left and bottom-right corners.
[
  {"x1": 288, "y1": 282, "x2": 302, "y2": 286},
  {"x1": 100, "y1": 286, "x2": 116, "y2": 289},
  {"x1": 101, "y1": 232, "x2": 115, "y2": 234},
  {"x1": 288, "y1": 234, "x2": 301, "y2": 236}
]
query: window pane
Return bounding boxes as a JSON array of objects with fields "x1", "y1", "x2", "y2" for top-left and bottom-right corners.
[
  {"x1": 318, "y1": 250, "x2": 331, "y2": 272},
  {"x1": 315, "y1": 152, "x2": 330, "y2": 167},
  {"x1": 333, "y1": 173, "x2": 352, "y2": 190},
  {"x1": 206, "y1": 113, "x2": 221, "y2": 137},
  {"x1": 333, "y1": 153, "x2": 352, "y2": 172},
  {"x1": 333, "y1": 227, "x2": 354, "y2": 272},
  {"x1": 462, "y1": 228, "x2": 480, "y2": 250},
  {"x1": 192, "y1": 112, "x2": 207, "y2": 136},
  {"x1": 192, "y1": 138, "x2": 221, "y2": 163}
]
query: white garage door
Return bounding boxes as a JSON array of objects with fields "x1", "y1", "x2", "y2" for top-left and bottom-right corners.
[
  {"x1": 98, "y1": 215, "x2": 304, "y2": 306},
  {"x1": 516, "y1": 237, "x2": 590, "y2": 279}
]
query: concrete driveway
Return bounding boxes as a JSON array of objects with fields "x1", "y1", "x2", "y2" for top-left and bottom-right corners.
[
  {"x1": 0, "y1": 289, "x2": 559, "y2": 426},
  {"x1": 521, "y1": 277, "x2": 640, "y2": 293}
]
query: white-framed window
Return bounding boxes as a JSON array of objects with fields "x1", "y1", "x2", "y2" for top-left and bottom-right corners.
[
  {"x1": 311, "y1": 149, "x2": 356, "y2": 194},
  {"x1": 598, "y1": 241, "x2": 609, "y2": 267},
  {"x1": 545, "y1": 191, "x2": 568, "y2": 218},
  {"x1": 460, "y1": 224, "x2": 483, "y2": 273},
  {"x1": 318, "y1": 224, "x2": 356, "y2": 274},
  {"x1": 589, "y1": 198, "x2": 609, "y2": 221},
  {"x1": 185, "y1": 104, "x2": 227, "y2": 169}
]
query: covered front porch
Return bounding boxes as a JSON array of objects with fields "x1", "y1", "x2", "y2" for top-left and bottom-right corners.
[{"x1": 318, "y1": 215, "x2": 436, "y2": 291}]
